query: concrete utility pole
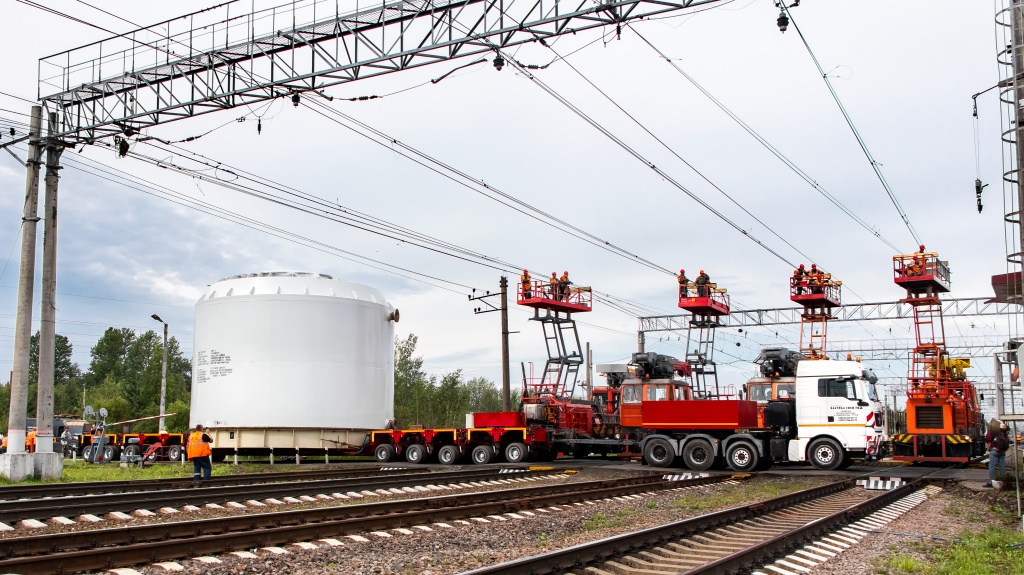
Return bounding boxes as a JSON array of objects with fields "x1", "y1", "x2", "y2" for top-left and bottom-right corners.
[
  {"x1": 1, "y1": 106, "x2": 43, "y2": 481},
  {"x1": 500, "y1": 277, "x2": 511, "y2": 412},
  {"x1": 468, "y1": 277, "x2": 512, "y2": 411},
  {"x1": 152, "y1": 314, "x2": 169, "y2": 431},
  {"x1": 34, "y1": 112, "x2": 64, "y2": 479}
]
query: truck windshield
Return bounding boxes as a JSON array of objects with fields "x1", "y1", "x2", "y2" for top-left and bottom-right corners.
[
  {"x1": 863, "y1": 380, "x2": 879, "y2": 402},
  {"x1": 748, "y1": 384, "x2": 772, "y2": 402}
]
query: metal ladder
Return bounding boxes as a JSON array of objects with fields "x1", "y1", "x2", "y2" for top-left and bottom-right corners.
[
  {"x1": 686, "y1": 316, "x2": 720, "y2": 398},
  {"x1": 531, "y1": 313, "x2": 584, "y2": 399}
]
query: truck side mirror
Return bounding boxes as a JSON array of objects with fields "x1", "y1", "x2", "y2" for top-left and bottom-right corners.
[{"x1": 857, "y1": 400, "x2": 869, "y2": 407}]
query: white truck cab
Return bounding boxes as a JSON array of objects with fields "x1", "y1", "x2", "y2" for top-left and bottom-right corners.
[{"x1": 788, "y1": 359, "x2": 885, "y2": 469}]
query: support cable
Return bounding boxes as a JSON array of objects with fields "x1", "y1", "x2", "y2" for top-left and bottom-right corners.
[
  {"x1": 504, "y1": 56, "x2": 799, "y2": 270},
  {"x1": 784, "y1": 6, "x2": 921, "y2": 247},
  {"x1": 630, "y1": 25, "x2": 902, "y2": 254}
]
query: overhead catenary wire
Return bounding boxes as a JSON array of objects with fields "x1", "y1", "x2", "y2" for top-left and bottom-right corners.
[
  {"x1": 502, "y1": 55, "x2": 800, "y2": 271},
  {"x1": 784, "y1": 6, "x2": 920, "y2": 248},
  {"x1": 629, "y1": 25, "x2": 902, "y2": 254}
]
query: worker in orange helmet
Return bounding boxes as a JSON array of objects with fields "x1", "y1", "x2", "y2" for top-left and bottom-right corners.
[
  {"x1": 520, "y1": 269, "x2": 532, "y2": 299},
  {"x1": 695, "y1": 269, "x2": 710, "y2": 297},
  {"x1": 26, "y1": 428, "x2": 37, "y2": 454},
  {"x1": 793, "y1": 264, "x2": 806, "y2": 294},
  {"x1": 558, "y1": 271, "x2": 571, "y2": 301},
  {"x1": 677, "y1": 269, "x2": 689, "y2": 297},
  {"x1": 548, "y1": 272, "x2": 558, "y2": 299}
]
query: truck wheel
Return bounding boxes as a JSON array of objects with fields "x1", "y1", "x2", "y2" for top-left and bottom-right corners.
[
  {"x1": 123, "y1": 445, "x2": 141, "y2": 458},
  {"x1": 505, "y1": 442, "x2": 527, "y2": 464},
  {"x1": 471, "y1": 444, "x2": 494, "y2": 465},
  {"x1": 405, "y1": 444, "x2": 427, "y2": 464},
  {"x1": 375, "y1": 443, "x2": 397, "y2": 463},
  {"x1": 808, "y1": 438, "x2": 843, "y2": 470},
  {"x1": 103, "y1": 445, "x2": 121, "y2": 461},
  {"x1": 725, "y1": 441, "x2": 759, "y2": 473},
  {"x1": 682, "y1": 438, "x2": 715, "y2": 471},
  {"x1": 644, "y1": 438, "x2": 675, "y2": 468},
  {"x1": 166, "y1": 445, "x2": 183, "y2": 461},
  {"x1": 81, "y1": 445, "x2": 94, "y2": 460},
  {"x1": 438, "y1": 444, "x2": 461, "y2": 465}
]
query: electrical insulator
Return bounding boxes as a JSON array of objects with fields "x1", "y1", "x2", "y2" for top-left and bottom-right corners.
[
  {"x1": 292, "y1": 93, "x2": 301, "y2": 107},
  {"x1": 777, "y1": 10, "x2": 789, "y2": 33}
]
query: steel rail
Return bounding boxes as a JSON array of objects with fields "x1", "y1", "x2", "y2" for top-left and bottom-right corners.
[
  {"x1": 456, "y1": 477, "x2": 913, "y2": 575},
  {"x1": 0, "y1": 474, "x2": 727, "y2": 574},
  {"x1": 0, "y1": 465, "x2": 429, "y2": 501},
  {"x1": 0, "y1": 468, "x2": 550, "y2": 523}
]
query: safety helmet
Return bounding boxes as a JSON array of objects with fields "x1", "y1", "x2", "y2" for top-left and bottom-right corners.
[
  {"x1": 811, "y1": 264, "x2": 817, "y2": 268},
  {"x1": 799, "y1": 264, "x2": 804, "y2": 269},
  {"x1": 551, "y1": 272, "x2": 556, "y2": 276},
  {"x1": 563, "y1": 271, "x2": 568, "y2": 275},
  {"x1": 680, "y1": 269, "x2": 684, "y2": 274},
  {"x1": 919, "y1": 244, "x2": 925, "y2": 251},
  {"x1": 523, "y1": 269, "x2": 528, "y2": 274},
  {"x1": 699, "y1": 270, "x2": 704, "y2": 274}
]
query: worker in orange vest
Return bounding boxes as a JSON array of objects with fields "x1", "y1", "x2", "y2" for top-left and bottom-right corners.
[
  {"x1": 26, "y1": 429, "x2": 37, "y2": 454},
  {"x1": 548, "y1": 272, "x2": 558, "y2": 299},
  {"x1": 558, "y1": 271, "x2": 571, "y2": 301},
  {"x1": 186, "y1": 424, "x2": 213, "y2": 483},
  {"x1": 677, "y1": 269, "x2": 689, "y2": 297},
  {"x1": 520, "y1": 269, "x2": 532, "y2": 299}
]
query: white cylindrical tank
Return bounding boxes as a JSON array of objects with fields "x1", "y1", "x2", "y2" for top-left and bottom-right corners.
[{"x1": 191, "y1": 272, "x2": 396, "y2": 431}]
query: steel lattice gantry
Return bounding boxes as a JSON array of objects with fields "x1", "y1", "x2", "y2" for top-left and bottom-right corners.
[
  {"x1": 36, "y1": 0, "x2": 721, "y2": 143},
  {"x1": 638, "y1": 297, "x2": 1015, "y2": 332}
]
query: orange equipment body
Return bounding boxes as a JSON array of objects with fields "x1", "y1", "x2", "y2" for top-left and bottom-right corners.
[{"x1": 890, "y1": 250, "x2": 985, "y2": 463}]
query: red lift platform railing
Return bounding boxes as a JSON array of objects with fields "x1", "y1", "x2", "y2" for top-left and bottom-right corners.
[
  {"x1": 889, "y1": 251, "x2": 984, "y2": 463},
  {"x1": 518, "y1": 279, "x2": 592, "y2": 314},
  {"x1": 517, "y1": 277, "x2": 591, "y2": 403},
  {"x1": 677, "y1": 281, "x2": 730, "y2": 399},
  {"x1": 789, "y1": 273, "x2": 841, "y2": 359}
]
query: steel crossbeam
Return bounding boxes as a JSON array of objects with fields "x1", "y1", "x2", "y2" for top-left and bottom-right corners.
[
  {"x1": 639, "y1": 297, "x2": 1013, "y2": 332},
  {"x1": 35, "y1": 0, "x2": 721, "y2": 143}
]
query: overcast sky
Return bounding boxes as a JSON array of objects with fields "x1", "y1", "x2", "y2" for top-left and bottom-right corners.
[{"x1": 0, "y1": 0, "x2": 1012, "y2": 405}]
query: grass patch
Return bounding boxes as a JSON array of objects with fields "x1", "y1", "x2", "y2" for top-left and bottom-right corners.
[
  {"x1": 670, "y1": 479, "x2": 818, "y2": 511},
  {"x1": 584, "y1": 512, "x2": 622, "y2": 531},
  {"x1": 0, "y1": 460, "x2": 311, "y2": 485},
  {"x1": 873, "y1": 526, "x2": 1024, "y2": 574}
]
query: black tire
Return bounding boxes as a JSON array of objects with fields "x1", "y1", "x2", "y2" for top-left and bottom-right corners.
[
  {"x1": 808, "y1": 438, "x2": 844, "y2": 470},
  {"x1": 837, "y1": 454, "x2": 854, "y2": 470},
  {"x1": 471, "y1": 444, "x2": 494, "y2": 465},
  {"x1": 644, "y1": 438, "x2": 676, "y2": 468},
  {"x1": 505, "y1": 442, "x2": 527, "y2": 464},
  {"x1": 682, "y1": 438, "x2": 715, "y2": 471},
  {"x1": 375, "y1": 443, "x2": 397, "y2": 463},
  {"x1": 725, "y1": 441, "x2": 759, "y2": 473},
  {"x1": 123, "y1": 444, "x2": 142, "y2": 458},
  {"x1": 437, "y1": 444, "x2": 461, "y2": 465},
  {"x1": 81, "y1": 445, "x2": 94, "y2": 461},
  {"x1": 103, "y1": 445, "x2": 120, "y2": 461},
  {"x1": 405, "y1": 443, "x2": 427, "y2": 464},
  {"x1": 166, "y1": 445, "x2": 183, "y2": 462}
]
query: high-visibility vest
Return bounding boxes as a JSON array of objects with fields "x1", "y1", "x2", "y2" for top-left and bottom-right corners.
[
  {"x1": 521, "y1": 274, "x2": 530, "y2": 285},
  {"x1": 186, "y1": 431, "x2": 212, "y2": 459}
]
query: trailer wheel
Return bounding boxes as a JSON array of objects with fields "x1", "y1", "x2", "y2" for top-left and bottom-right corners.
[
  {"x1": 81, "y1": 445, "x2": 94, "y2": 461},
  {"x1": 505, "y1": 442, "x2": 527, "y2": 464},
  {"x1": 103, "y1": 445, "x2": 121, "y2": 462},
  {"x1": 643, "y1": 438, "x2": 675, "y2": 468},
  {"x1": 437, "y1": 444, "x2": 461, "y2": 465},
  {"x1": 166, "y1": 445, "x2": 183, "y2": 462},
  {"x1": 682, "y1": 438, "x2": 715, "y2": 471},
  {"x1": 808, "y1": 438, "x2": 843, "y2": 470},
  {"x1": 725, "y1": 441, "x2": 759, "y2": 473},
  {"x1": 405, "y1": 443, "x2": 427, "y2": 464},
  {"x1": 122, "y1": 444, "x2": 142, "y2": 459},
  {"x1": 375, "y1": 443, "x2": 397, "y2": 463},
  {"x1": 471, "y1": 444, "x2": 494, "y2": 465}
]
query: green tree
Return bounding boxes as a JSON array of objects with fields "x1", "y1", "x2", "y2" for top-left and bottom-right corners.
[
  {"x1": 394, "y1": 334, "x2": 433, "y2": 427},
  {"x1": 27, "y1": 332, "x2": 82, "y2": 417},
  {"x1": 465, "y1": 377, "x2": 504, "y2": 413}
]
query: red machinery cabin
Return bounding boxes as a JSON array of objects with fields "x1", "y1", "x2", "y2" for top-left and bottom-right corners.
[
  {"x1": 790, "y1": 274, "x2": 841, "y2": 308},
  {"x1": 518, "y1": 279, "x2": 592, "y2": 314},
  {"x1": 618, "y1": 381, "x2": 758, "y2": 430},
  {"x1": 893, "y1": 251, "x2": 951, "y2": 294},
  {"x1": 678, "y1": 284, "x2": 729, "y2": 316}
]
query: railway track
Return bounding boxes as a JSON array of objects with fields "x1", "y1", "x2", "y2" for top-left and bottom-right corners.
[
  {"x1": 0, "y1": 472, "x2": 728, "y2": 574},
  {"x1": 0, "y1": 467, "x2": 554, "y2": 525},
  {"x1": 0, "y1": 464, "x2": 427, "y2": 501},
  {"x1": 458, "y1": 476, "x2": 930, "y2": 575}
]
